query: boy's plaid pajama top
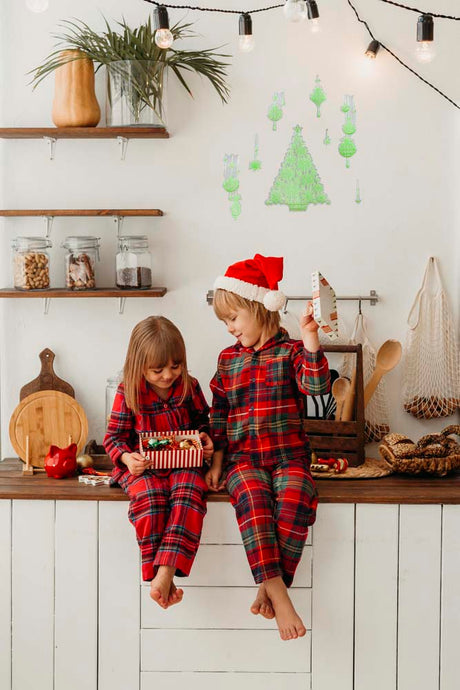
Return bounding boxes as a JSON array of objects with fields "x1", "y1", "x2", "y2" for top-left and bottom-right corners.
[
  {"x1": 210, "y1": 328, "x2": 330, "y2": 586},
  {"x1": 103, "y1": 377, "x2": 210, "y2": 582}
]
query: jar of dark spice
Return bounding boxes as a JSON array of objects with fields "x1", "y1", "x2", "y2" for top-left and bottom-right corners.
[
  {"x1": 116, "y1": 235, "x2": 152, "y2": 289},
  {"x1": 62, "y1": 236, "x2": 100, "y2": 290}
]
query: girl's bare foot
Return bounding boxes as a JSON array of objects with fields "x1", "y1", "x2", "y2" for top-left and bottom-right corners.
[
  {"x1": 250, "y1": 583, "x2": 275, "y2": 619},
  {"x1": 150, "y1": 566, "x2": 175, "y2": 609},
  {"x1": 265, "y1": 576, "x2": 306, "y2": 641},
  {"x1": 167, "y1": 581, "x2": 184, "y2": 607}
]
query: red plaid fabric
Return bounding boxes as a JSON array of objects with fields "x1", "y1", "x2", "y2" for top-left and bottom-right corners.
[
  {"x1": 226, "y1": 460, "x2": 317, "y2": 586},
  {"x1": 118, "y1": 468, "x2": 207, "y2": 581},
  {"x1": 209, "y1": 328, "x2": 330, "y2": 465}
]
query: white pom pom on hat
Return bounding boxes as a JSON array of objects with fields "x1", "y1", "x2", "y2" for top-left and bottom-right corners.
[{"x1": 213, "y1": 253, "x2": 286, "y2": 312}]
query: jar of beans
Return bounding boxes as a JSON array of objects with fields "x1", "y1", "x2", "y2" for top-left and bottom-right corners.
[
  {"x1": 11, "y1": 236, "x2": 52, "y2": 290},
  {"x1": 62, "y1": 236, "x2": 100, "y2": 290},
  {"x1": 116, "y1": 235, "x2": 152, "y2": 289}
]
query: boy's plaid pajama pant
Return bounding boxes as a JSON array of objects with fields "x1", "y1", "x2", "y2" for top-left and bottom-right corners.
[
  {"x1": 226, "y1": 459, "x2": 318, "y2": 587},
  {"x1": 118, "y1": 468, "x2": 208, "y2": 582}
]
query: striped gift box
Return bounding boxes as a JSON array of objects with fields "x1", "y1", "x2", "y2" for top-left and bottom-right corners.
[
  {"x1": 139, "y1": 430, "x2": 203, "y2": 470},
  {"x1": 311, "y1": 270, "x2": 339, "y2": 340}
]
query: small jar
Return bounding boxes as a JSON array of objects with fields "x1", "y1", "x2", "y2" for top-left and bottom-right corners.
[
  {"x1": 62, "y1": 236, "x2": 100, "y2": 291},
  {"x1": 11, "y1": 236, "x2": 52, "y2": 290},
  {"x1": 106, "y1": 372, "x2": 122, "y2": 423},
  {"x1": 116, "y1": 235, "x2": 152, "y2": 289}
]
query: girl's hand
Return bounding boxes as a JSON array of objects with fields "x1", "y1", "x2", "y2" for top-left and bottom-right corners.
[
  {"x1": 199, "y1": 432, "x2": 214, "y2": 461},
  {"x1": 205, "y1": 464, "x2": 226, "y2": 492},
  {"x1": 122, "y1": 452, "x2": 150, "y2": 476},
  {"x1": 300, "y1": 301, "x2": 321, "y2": 353}
]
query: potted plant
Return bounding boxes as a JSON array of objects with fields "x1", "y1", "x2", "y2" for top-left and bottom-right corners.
[{"x1": 31, "y1": 16, "x2": 230, "y2": 128}]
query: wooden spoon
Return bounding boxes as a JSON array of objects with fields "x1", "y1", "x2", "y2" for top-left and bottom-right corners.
[
  {"x1": 341, "y1": 368, "x2": 356, "y2": 422},
  {"x1": 364, "y1": 339, "x2": 402, "y2": 408},
  {"x1": 332, "y1": 377, "x2": 351, "y2": 421}
]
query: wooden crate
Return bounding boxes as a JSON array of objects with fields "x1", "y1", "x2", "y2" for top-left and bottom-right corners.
[{"x1": 303, "y1": 344, "x2": 365, "y2": 467}]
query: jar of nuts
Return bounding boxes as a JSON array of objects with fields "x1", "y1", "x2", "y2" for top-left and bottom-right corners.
[
  {"x1": 11, "y1": 236, "x2": 52, "y2": 290},
  {"x1": 62, "y1": 236, "x2": 100, "y2": 291}
]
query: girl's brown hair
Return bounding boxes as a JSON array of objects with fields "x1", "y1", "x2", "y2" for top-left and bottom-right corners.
[
  {"x1": 213, "y1": 289, "x2": 281, "y2": 332},
  {"x1": 123, "y1": 316, "x2": 191, "y2": 414}
]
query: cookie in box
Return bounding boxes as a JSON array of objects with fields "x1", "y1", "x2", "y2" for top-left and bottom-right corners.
[{"x1": 139, "y1": 430, "x2": 203, "y2": 469}]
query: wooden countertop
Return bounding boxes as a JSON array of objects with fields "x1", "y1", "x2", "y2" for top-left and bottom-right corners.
[{"x1": 1, "y1": 458, "x2": 460, "y2": 504}]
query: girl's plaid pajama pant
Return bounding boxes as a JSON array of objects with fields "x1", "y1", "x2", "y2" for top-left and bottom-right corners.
[
  {"x1": 226, "y1": 459, "x2": 317, "y2": 587},
  {"x1": 118, "y1": 468, "x2": 208, "y2": 582}
]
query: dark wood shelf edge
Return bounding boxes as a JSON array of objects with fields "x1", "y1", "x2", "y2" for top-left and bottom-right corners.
[
  {"x1": 0, "y1": 288, "x2": 167, "y2": 298},
  {"x1": 0, "y1": 127, "x2": 169, "y2": 139},
  {"x1": 0, "y1": 209, "x2": 164, "y2": 217}
]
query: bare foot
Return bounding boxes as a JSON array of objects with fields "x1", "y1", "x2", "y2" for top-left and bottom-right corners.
[
  {"x1": 265, "y1": 577, "x2": 307, "y2": 641},
  {"x1": 250, "y1": 583, "x2": 275, "y2": 619},
  {"x1": 150, "y1": 566, "x2": 175, "y2": 609},
  {"x1": 167, "y1": 581, "x2": 184, "y2": 607}
]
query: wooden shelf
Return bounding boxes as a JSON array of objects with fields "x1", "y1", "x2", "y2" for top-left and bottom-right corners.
[
  {"x1": 0, "y1": 209, "x2": 163, "y2": 217},
  {"x1": 0, "y1": 126, "x2": 169, "y2": 139},
  {"x1": 0, "y1": 287, "x2": 167, "y2": 298}
]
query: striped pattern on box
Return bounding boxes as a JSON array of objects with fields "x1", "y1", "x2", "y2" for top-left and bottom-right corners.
[
  {"x1": 139, "y1": 430, "x2": 203, "y2": 470},
  {"x1": 311, "y1": 270, "x2": 338, "y2": 339}
]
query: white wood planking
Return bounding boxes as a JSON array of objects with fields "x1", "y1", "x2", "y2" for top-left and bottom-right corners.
[
  {"x1": 98, "y1": 502, "x2": 141, "y2": 690},
  {"x1": 141, "y1": 629, "x2": 311, "y2": 672},
  {"x1": 398, "y1": 504, "x2": 441, "y2": 690},
  {"x1": 440, "y1": 505, "x2": 460, "y2": 690},
  {"x1": 141, "y1": 671, "x2": 310, "y2": 690},
  {"x1": 354, "y1": 504, "x2": 399, "y2": 690},
  {"x1": 181, "y1": 544, "x2": 312, "y2": 587},
  {"x1": 12, "y1": 500, "x2": 55, "y2": 690},
  {"x1": 141, "y1": 586, "x2": 311, "y2": 630},
  {"x1": 0, "y1": 500, "x2": 11, "y2": 690},
  {"x1": 311, "y1": 503, "x2": 355, "y2": 690},
  {"x1": 55, "y1": 501, "x2": 98, "y2": 690}
]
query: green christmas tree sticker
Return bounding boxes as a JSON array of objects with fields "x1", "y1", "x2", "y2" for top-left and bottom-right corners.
[
  {"x1": 265, "y1": 125, "x2": 331, "y2": 212},
  {"x1": 267, "y1": 92, "x2": 285, "y2": 131},
  {"x1": 223, "y1": 154, "x2": 242, "y2": 220},
  {"x1": 309, "y1": 75, "x2": 326, "y2": 118}
]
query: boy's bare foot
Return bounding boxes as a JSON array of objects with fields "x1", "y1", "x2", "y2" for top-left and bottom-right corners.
[
  {"x1": 150, "y1": 565, "x2": 177, "y2": 609},
  {"x1": 265, "y1": 576, "x2": 307, "y2": 641},
  {"x1": 250, "y1": 583, "x2": 275, "y2": 619},
  {"x1": 168, "y1": 582, "x2": 184, "y2": 606}
]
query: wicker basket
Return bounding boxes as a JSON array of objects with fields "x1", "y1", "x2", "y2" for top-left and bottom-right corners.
[{"x1": 379, "y1": 425, "x2": 460, "y2": 477}]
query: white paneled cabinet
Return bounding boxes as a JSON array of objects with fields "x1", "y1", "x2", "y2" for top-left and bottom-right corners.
[{"x1": 1, "y1": 499, "x2": 459, "y2": 690}]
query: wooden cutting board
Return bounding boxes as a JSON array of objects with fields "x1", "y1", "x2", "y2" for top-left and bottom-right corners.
[
  {"x1": 9, "y1": 390, "x2": 88, "y2": 468},
  {"x1": 20, "y1": 348, "x2": 74, "y2": 400}
]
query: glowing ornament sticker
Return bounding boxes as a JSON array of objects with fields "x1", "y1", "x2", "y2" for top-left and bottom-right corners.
[
  {"x1": 267, "y1": 91, "x2": 285, "y2": 131},
  {"x1": 338, "y1": 95, "x2": 357, "y2": 168},
  {"x1": 249, "y1": 134, "x2": 262, "y2": 171},
  {"x1": 323, "y1": 128, "x2": 331, "y2": 146},
  {"x1": 309, "y1": 75, "x2": 326, "y2": 118},
  {"x1": 223, "y1": 154, "x2": 242, "y2": 220},
  {"x1": 265, "y1": 125, "x2": 331, "y2": 212},
  {"x1": 355, "y1": 180, "x2": 362, "y2": 204}
]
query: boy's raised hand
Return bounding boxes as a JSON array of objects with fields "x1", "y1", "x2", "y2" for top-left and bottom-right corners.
[{"x1": 121, "y1": 452, "x2": 150, "y2": 476}]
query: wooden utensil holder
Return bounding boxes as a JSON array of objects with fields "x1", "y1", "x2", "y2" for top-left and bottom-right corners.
[{"x1": 304, "y1": 344, "x2": 365, "y2": 467}]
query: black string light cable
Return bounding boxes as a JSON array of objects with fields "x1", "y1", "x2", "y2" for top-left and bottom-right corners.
[{"x1": 145, "y1": 0, "x2": 460, "y2": 109}]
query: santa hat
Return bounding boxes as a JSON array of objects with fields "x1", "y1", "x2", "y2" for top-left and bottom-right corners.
[{"x1": 213, "y1": 254, "x2": 286, "y2": 312}]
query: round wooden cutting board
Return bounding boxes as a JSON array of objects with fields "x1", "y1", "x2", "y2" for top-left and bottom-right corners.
[{"x1": 9, "y1": 390, "x2": 88, "y2": 468}]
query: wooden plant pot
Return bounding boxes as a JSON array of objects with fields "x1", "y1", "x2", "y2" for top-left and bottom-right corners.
[{"x1": 52, "y1": 50, "x2": 101, "y2": 127}]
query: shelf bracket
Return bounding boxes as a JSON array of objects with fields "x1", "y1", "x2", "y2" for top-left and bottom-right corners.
[
  {"x1": 43, "y1": 136, "x2": 57, "y2": 161},
  {"x1": 43, "y1": 297, "x2": 51, "y2": 315},
  {"x1": 118, "y1": 297, "x2": 126, "y2": 315},
  {"x1": 117, "y1": 136, "x2": 129, "y2": 161},
  {"x1": 114, "y1": 215, "x2": 124, "y2": 238},
  {"x1": 43, "y1": 215, "x2": 54, "y2": 238}
]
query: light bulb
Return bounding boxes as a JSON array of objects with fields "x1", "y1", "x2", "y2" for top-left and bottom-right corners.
[
  {"x1": 26, "y1": 0, "x2": 49, "y2": 12},
  {"x1": 239, "y1": 35, "x2": 255, "y2": 53},
  {"x1": 415, "y1": 41, "x2": 435, "y2": 63},
  {"x1": 155, "y1": 28, "x2": 174, "y2": 50},
  {"x1": 283, "y1": 0, "x2": 307, "y2": 23},
  {"x1": 308, "y1": 17, "x2": 321, "y2": 33}
]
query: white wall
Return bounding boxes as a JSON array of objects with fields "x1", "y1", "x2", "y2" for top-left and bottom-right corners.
[{"x1": 1, "y1": 0, "x2": 458, "y2": 457}]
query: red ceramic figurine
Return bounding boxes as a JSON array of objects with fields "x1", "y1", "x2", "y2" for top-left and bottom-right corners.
[{"x1": 44, "y1": 443, "x2": 78, "y2": 479}]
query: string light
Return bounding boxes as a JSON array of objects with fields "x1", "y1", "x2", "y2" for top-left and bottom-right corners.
[
  {"x1": 306, "y1": 1, "x2": 321, "y2": 33},
  {"x1": 365, "y1": 39, "x2": 380, "y2": 58},
  {"x1": 283, "y1": 0, "x2": 307, "y2": 23},
  {"x1": 26, "y1": 0, "x2": 49, "y2": 12},
  {"x1": 154, "y1": 5, "x2": 174, "y2": 49},
  {"x1": 239, "y1": 13, "x2": 255, "y2": 52},
  {"x1": 415, "y1": 13, "x2": 435, "y2": 63}
]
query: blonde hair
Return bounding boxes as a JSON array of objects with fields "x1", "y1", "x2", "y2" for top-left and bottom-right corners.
[
  {"x1": 213, "y1": 289, "x2": 281, "y2": 332},
  {"x1": 123, "y1": 316, "x2": 192, "y2": 414}
]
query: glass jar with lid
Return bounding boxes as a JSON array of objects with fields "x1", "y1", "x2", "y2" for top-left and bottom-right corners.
[
  {"x1": 106, "y1": 371, "x2": 123, "y2": 424},
  {"x1": 116, "y1": 235, "x2": 152, "y2": 289},
  {"x1": 62, "y1": 236, "x2": 100, "y2": 290},
  {"x1": 11, "y1": 236, "x2": 52, "y2": 290}
]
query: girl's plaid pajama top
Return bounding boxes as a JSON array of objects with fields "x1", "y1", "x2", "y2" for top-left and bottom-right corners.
[
  {"x1": 210, "y1": 328, "x2": 330, "y2": 586},
  {"x1": 103, "y1": 377, "x2": 210, "y2": 582}
]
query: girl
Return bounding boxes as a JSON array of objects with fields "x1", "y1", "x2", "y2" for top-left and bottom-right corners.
[
  {"x1": 206, "y1": 254, "x2": 330, "y2": 641},
  {"x1": 104, "y1": 316, "x2": 213, "y2": 609}
]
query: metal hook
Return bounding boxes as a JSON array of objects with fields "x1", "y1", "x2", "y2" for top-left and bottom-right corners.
[
  {"x1": 283, "y1": 298, "x2": 289, "y2": 314},
  {"x1": 358, "y1": 298, "x2": 362, "y2": 315}
]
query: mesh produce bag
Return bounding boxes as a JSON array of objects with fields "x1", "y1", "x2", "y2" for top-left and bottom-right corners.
[
  {"x1": 341, "y1": 312, "x2": 391, "y2": 442},
  {"x1": 402, "y1": 257, "x2": 460, "y2": 419}
]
